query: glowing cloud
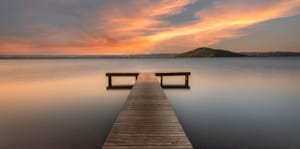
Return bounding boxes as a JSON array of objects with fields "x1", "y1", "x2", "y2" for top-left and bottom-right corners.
[
  {"x1": 0, "y1": 0, "x2": 300, "y2": 54},
  {"x1": 147, "y1": 0, "x2": 300, "y2": 52}
]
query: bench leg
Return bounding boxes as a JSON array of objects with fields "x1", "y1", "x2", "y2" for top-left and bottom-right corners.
[
  {"x1": 185, "y1": 75, "x2": 189, "y2": 88},
  {"x1": 108, "y1": 76, "x2": 112, "y2": 88}
]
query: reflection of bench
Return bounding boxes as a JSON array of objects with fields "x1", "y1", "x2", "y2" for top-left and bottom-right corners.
[
  {"x1": 156, "y1": 72, "x2": 191, "y2": 89},
  {"x1": 106, "y1": 72, "x2": 191, "y2": 89},
  {"x1": 105, "y1": 73, "x2": 139, "y2": 89}
]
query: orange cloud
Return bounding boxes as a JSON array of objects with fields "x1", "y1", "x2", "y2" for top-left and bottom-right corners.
[
  {"x1": 1, "y1": 0, "x2": 300, "y2": 54},
  {"x1": 146, "y1": 0, "x2": 300, "y2": 52}
]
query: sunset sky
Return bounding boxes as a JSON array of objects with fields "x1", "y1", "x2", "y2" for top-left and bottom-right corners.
[{"x1": 1, "y1": 0, "x2": 300, "y2": 54}]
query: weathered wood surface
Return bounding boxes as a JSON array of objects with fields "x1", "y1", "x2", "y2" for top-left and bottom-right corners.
[{"x1": 102, "y1": 73, "x2": 193, "y2": 149}]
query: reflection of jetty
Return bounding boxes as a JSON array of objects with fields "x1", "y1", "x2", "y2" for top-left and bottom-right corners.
[{"x1": 102, "y1": 72, "x2": 193, "y2": 149}]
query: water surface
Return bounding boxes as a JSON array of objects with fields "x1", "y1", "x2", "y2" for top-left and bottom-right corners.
[{"x1": 0, "y1": 58, "x2": 299, "y2": 149}]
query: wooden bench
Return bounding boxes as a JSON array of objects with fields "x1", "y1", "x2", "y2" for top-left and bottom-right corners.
[{"x1": 106, "y1": 72, "x2": 191, "y2": 89}]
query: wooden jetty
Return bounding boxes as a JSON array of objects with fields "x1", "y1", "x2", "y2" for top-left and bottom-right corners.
[{"x1": 102, "y1": 72, "x2": 193, "y2": 149}]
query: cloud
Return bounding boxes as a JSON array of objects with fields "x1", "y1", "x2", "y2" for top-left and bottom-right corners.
[
  {"x1": 0, "y1": 0, "x2": 300, "y2": 54},
  {"x1": 146, "y1": 0, "x2": 300, "y2": 52}
]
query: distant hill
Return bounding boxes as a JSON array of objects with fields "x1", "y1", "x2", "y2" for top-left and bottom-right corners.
[
  {"x1": 1, "y1": 48, "x2": 300, "y2": 59},
  {"x1": 176, "y1": 47, "x2": 300, "y2": 57},
  {"x1": 176, "y1": 47, "x2": 245, "y2": 57}
]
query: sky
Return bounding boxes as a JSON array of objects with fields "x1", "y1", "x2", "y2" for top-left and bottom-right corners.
[{"x1": 0, "y1": 0, "x2": 300, "y2": 55}]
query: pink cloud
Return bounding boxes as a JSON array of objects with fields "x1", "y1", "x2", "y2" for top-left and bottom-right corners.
[{"x1": 1, "y1": 0, "x2": 300, "y2": 54}]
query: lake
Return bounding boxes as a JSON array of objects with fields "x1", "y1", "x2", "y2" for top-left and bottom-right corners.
[{"x1": 0, "y1": 57, "x2": 299, "y2": 149}]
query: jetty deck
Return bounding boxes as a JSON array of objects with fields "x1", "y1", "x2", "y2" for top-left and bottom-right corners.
[{"x1": 102, "y1": 73, "x2": 193, "y2": 149}]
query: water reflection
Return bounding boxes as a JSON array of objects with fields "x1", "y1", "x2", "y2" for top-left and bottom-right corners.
[
  {"x1": 0, "y1": 60, "x2": 130, "y2": 149},
  {"x1": 0, "y1": 58, "x2": 299, "y2": 149},
  {"x1": 166, "y1": 58, "x2": 300, "y2": 148}
]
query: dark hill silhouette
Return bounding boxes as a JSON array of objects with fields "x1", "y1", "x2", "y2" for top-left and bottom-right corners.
[
  {"x1": 1, "y1": 47, "x2": 299, "y2": 59},
  {"x1": 176, "y1": 47, "x2": 245, "y2": 57}
]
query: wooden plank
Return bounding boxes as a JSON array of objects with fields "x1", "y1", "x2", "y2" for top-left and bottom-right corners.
[{"x1": 102, "y1": 73, "x2": 193, "y2": 149}]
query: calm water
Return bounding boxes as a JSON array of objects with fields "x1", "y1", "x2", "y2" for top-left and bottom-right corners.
[{"x1": 0, "y1": 58, "x2": 299, "y2": 149}]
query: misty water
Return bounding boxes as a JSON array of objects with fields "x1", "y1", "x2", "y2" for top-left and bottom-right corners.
[{"x1": 0, "y1": 58, "x2": 300, "y2": 149}]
